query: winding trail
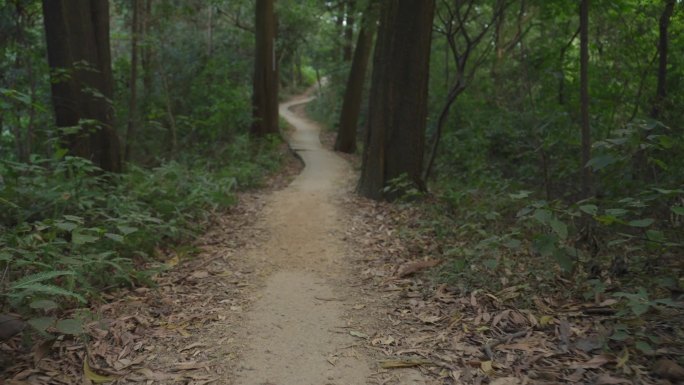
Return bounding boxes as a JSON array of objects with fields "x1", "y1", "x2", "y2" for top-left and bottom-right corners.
[{"x1": 234, "y1": 95, "x2": 369, "y2": 384}]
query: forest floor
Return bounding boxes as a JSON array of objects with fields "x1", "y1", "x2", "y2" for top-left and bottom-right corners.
[{"x1": 4, "y1": 91, "x2": 683, "y2": 385}]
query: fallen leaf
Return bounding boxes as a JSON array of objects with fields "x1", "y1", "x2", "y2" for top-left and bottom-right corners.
[
  {"x1": 570, "y1": 354, "x2": 615, "y2": 369},
  {"x1": 137, "y1": 368, "x2": 180, "y2": 381},
  {"x1": 166, "y1": 255, "x2": 180, "y2": 267},
  {"x1": 83, "y1": 359, "x2": 118, "y2": 384},
  {"x1": 349, "y1": 330, "x2": 368, "y2": 339},
  {"x1": 481, "y1": 360, "x2": 494, "y2": 375},
  {"x1": 396, "y1": 259, "x2": 442, "y2": 278},
  {"x1": 379, "y1": 358, "x2": 433, "y2": 368},
  {"x1": 352, "y1": 304, "x2": 366, "y2": 310},
  {"x1": 490, "y1": 377, "x2": 520, "y2": 385},
  {"x1": 173, "y1": 361, "x2": 208, "y2": 371},
  {"x1": 595, "y1": 374, "x2": 632, "y2": 384},
  {"x1": 653, "y1": 359, "x2": 684, "y2": 381}
]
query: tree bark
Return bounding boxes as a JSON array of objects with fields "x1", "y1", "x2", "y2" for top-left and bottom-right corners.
[
  {"x1": 343, "y1": 0, "x2": 355, "y2": 62},
  {"x1": 141, "y1": 0, "x2": 153, "y2": 98},
  {"x1": 42, "y1": 0, "x2": 122, "y2": 173},
  {"x1": 579, "y1": 0, "x2": 591, "y2": 198},
  {"x1": 334, "y1": 9, "x2": 376, "y2": 154},
  {"x1": 125, "y1": 0, "x2": 141, "y2": 163},
  {"x1": 251, "y1": 0, "x2": 279, "y2": 136},
  {"x1": 650, "y1": 0, "x2": 675, "y2": 120},
  {"x1": 358, "y1": 0, "x2": 435, "y2": 201}
]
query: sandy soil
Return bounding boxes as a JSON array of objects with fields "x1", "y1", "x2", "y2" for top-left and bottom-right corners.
[{"x1": 226, "y1": 95, "x2": 428, "y2": 385}]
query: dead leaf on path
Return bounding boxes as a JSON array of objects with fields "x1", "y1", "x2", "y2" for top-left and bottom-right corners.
[
  {"x1": 396, "y1": 259, "x2": 442, "y2": 278},
  {"x1": 136, "y1": 368, "x2": 181, "y2": 381},
  {"x1": 189, "y1": 270, "x2": 209, "y2": 279},
  {"x1": 595, "y1": 374, "x2": 632, "y2": 384},
  {"x1": 32, "y1": 339, "x2": 54, "y2": 364},
  {"x1": 173, "y1": 361, "x2": 209, "y2": 371},
  {"x1": 378, "y1": 358, "x2": 433, "y2": 368},
  {"x1": 570, "y1": 354, "x2": 615, "y2": 369},
  {"x1": 481, "y1": 360, "x2": 494, "y2": 375},
  {"x1": 180, "y1": 342, "x2": 208, "y2": 352},
  {"x1": 653, "y1": 359, "x2": 684, "y2": 381},
  {"x1": 166, "y1": 255, "x2": 180, "y2": 267},
  {"x1": 371, "y1": 335, "x2": 396, "y2": 346},
  {"x1": 83, "y1": 359, "x2": 118, "y2": 384},
  {"x1": 352, "y1": 304, "x2": 366, "y2": 310},
  {"x1": 349, "y1": 330, "x2": 368, "y2": 339},
  {"x1": 490, "y1": 377, "x2": 520, "y2": 385}
]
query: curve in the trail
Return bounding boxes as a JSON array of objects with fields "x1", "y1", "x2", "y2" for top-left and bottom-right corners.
[{"x1": 234, "y1": 95, "x2": 370, "y2": 385}]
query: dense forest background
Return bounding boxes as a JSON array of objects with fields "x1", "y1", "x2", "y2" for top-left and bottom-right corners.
[{"x1": 1, "y1": 0, "x2": 683, "y2": 381}]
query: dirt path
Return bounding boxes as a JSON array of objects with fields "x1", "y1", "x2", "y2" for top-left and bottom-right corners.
[{"x1": 232, "y1": 95, "x2": 368, "y2": 384}]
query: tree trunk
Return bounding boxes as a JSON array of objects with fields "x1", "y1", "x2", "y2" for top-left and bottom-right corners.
[
  {"x1": 650, "y1": 0, "x2": 675, "y2": 120},
  {"x1": 42, "y1": 0, "x2": 122, "y2": 173},
  {"x1": 579, "y1": 0, "x2": 591, "y2": 198},
  {"x1": 251, "y1": 0, "x2": 279, "y2": 136},
  {"x1": 334, "y1": 10, "x2": 376, "y2": 154},
  {"x1": 141, "y1": 0, "x2": 153, "y2": 98},
  {"x1": 358, "y1": 0, "x2": 435, "y2": 201},
  {"x1": 343, "y1": 0, "x2": 355, "y2": 62},
  {"x1": 125, "y1": 0, "x2": 141, "y2": 163}
]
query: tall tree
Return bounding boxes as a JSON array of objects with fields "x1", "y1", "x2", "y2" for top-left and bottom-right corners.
[
  {"x1": 42, "y1": 0, "x2": 122, "y2": 172},
  {"x1": 125, "y1": 0, "x2": 141, "y2": 162},
  {"x1": 650, "y1": 0, "x2": 675, "y2": 120},
  {"x1": 334, "y1": 5, "x2": 376, "y2": 154},
  {"x1": 251, "y1": 0, "x2": 279, "y2": 136},
  {"x1": 343, "y1": 0, "x2": 355, "y2": 62},
  {"x1": 358, "y1": 0, "x2": 435, "y2": 200},
  {"x1": 579, "y1": 0, "x2": 591, "y2": 198}
]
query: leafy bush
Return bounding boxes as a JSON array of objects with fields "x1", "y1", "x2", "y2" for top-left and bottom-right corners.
[{"x1": 0, "y1": 135, "x2": 284, "y2": 335}]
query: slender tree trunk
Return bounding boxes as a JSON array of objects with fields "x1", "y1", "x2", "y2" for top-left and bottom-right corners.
[
  {"x1": 579, "y1": 0, "x2": 591, "y2": 198},
  {"x1": 207, "y1": 5, "x2": 213, "y2": 57},
  {"x1": 42, "y1": 0, "x2": 122, "y2": 173},
  {"x1": 343, "y1": 0, "x2": 355, "y2": 62},
  {"x1": 251, "y1": 0, "x2": 279, "y2": 136},
  {"x1": 160, "y1": 70, "x2": 177, "y2": 154},
  {"x1": 125, "y1": 0, "x2": 140, "y2": 163},
  {"x1": 141, "y1": 0, "x2": 152, "y2": 98},
  {"x1": 650, "y1": 0, "x2": 675, "y2": 120},
  {"x1": 358, "y1": 0, "x2": 435, "y2": 201},
  {"x1": 335, "y1": 10, "x2": 376, "y2": 154}
]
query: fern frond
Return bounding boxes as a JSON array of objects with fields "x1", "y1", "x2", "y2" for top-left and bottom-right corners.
[
  {"x1": 10, "y1": 270, "x2": 75, "y2": 290},
  {"x1": 10, "y1": 283, "x2": 86, "y2": 303}
]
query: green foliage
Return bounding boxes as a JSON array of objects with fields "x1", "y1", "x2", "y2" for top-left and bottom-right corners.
[{"x1": 0, "y1": 134, "x2": 283, "y2": 334}]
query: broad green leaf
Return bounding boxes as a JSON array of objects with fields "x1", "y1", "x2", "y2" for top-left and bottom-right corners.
[
  {"x1": 54, "y1": 221, "x2": 79, "y2": 232},
  {"x1": 30, "y1": 299, "x2": 60, "y2": 311},
  {"x1": 550, "y1": 218, "x2": 568, "y2": 240},
  {"x1": 72, "y1": 232, "x2": 99, "y2": 245},
  {"x1": 610, "y1": 330, "x2": 629, "y2": 341},
  {"x1": 586, "y1": 154, "x2": 618, "y2": 171},
  {"x1": 553, "y1": 250, "x2": 574, "y2": 272},
  {"x1": 509, "y1": 190, "x2": 532, "y2": 199},
  {"x1": 63, "y1": 215, "x2": 84, "y2": 223},
  {"x1": 533, "y1": 234, "x2": 557, "y2": 257},
  {"x1": 631, "y1": 302, "x2": 650, "y2": 316},
  {"x1": 533, "y1": 209, "x2": 552, "y2": 224},
  {"x1": 56, "y1": 318, "x2": 83, "y2": 335},
  {"x1": 579, "y1": 204, "x2": 598, "y2": 215},
  {"x1": 671, "y1": 206, "x2": 684, "y2": 216},
  {"x1": 117, "y1": 225, "x2": 138, "y2": 235},
  {"x1": 627, "y1": 218, "x2": 654, "y2": 228},
  {"x1": 28, "y1": 317, "x2": 56, "y2": 332},
  {"x1": 105, "y1": 233, "x2": 124, "y2": 243},
  {"x1": 635, "y1": 341, "x2": 653, "y2": 354},
  {"x1": 483, "y1": 259, "x2": 498, "y2": 269}
]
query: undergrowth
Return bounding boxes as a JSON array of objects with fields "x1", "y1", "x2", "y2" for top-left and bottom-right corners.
[
  {"x1": 0, "y1": 134, "x2": 283, "y2": 338},
  {"x1": 394, "y1": 172, "x2": 683, "y2": 357}
]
